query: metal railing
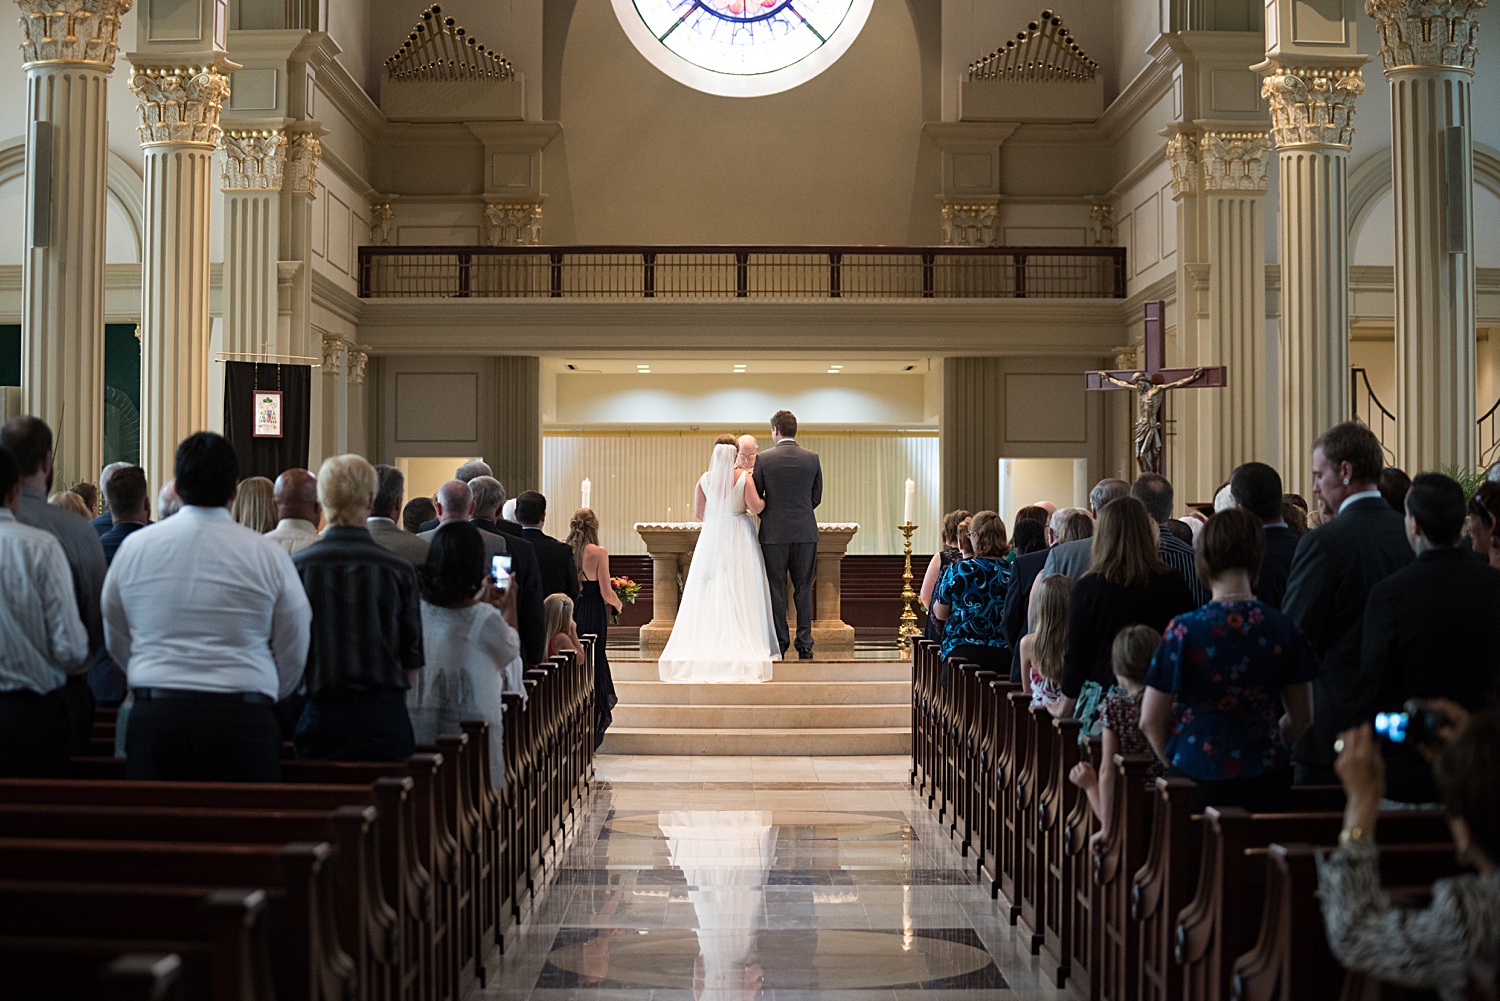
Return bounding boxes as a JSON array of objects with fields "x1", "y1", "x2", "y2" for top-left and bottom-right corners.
[
  {"x1": 1351, "y1": 367, "x2": 1398, "y2": 463},
  {"x1": 1481, "y1": 396, "x2": 1500, "y2": 468},
  {"x1": 356, "y1": 244, "x2": 1128, "y2": 300}
]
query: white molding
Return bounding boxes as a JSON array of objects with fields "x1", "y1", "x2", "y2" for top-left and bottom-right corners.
[
  {"x1": 0, "y1": 137, "x2": 145, "y2": 261},
  {"x1": 1349, "y1": 142, "x2": 1500, "y2": 241}
]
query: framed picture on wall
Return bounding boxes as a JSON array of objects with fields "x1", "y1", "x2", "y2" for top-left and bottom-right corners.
[{"x1": 253, "y1": 390, "x2": 283, "y2": 438}]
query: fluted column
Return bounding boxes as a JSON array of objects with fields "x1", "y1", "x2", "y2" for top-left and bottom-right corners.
[
  {"x1": 16, "y1": 0, "x2": 132, "y2": 486},
  {"x1": 130, "y1": 63, "x2": 231, "y2": 491},
  {"x1": 1200, "y1": 131, "x2": 1273, "y2": 476},
  {"x1": 1260, "y1": 62, "x2": 1365, "y2": 492},
  {"x1": 281, "y1": 129, "x2": 324, "y2": 463},
  {"x1": 219, "y1": 129, "x2": 286, "y2": 358},
  {"x1": 1368, "y1": 0, "x2": 1483, "y2": 471}
]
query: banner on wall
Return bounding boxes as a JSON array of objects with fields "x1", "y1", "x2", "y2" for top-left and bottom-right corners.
[{"x1": 224, "y1": 362, "x2": 310, "y2": 479}]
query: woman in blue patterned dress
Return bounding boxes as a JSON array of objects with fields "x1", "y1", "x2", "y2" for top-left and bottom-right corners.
[
  {"x1": 930, "y1": 510, "x2": 1013, "y2": 677},
  {"x1": 1140, "y1": 508, "x2": 1317, "y2": 812}
]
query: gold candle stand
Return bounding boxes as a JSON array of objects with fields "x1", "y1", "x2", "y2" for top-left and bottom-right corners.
[{"x1": 897, "y1": 521, "x2": 921, "y2": 656}]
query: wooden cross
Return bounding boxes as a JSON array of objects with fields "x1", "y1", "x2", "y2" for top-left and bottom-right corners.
[{"x1": 1086, "y1": 301, "x2": 1227, "y2": 474}]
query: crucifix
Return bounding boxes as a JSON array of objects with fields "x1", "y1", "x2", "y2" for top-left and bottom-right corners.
[{"x1": 1086, "y1": 301, "x2": 1227, "y2": 474}]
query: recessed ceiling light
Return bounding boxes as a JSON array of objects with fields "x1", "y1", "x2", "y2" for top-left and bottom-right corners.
[
  {"x1": 827, "y1": 368, "x2": 841, "y2": 374},
  {"x1": 830, "y1": 364, "x2": 843, "y2": 370}
]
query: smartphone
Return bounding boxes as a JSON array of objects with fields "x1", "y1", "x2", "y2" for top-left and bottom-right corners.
[
  {"x1": 1373, "y1": 711, "x2": 1410, "y2": 744},
  {"x1": 491, "y1": 554, "x2": 512, "y2": 590}
]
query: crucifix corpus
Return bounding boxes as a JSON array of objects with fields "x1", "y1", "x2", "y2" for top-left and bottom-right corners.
[{"x1": 1086, "y1": 301, "x2": 1227, "y2": 474}]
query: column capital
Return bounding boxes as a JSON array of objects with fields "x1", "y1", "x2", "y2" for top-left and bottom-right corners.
[
  {"x1": 939, "y1": 197, "x2": 1000, "y2": 247},
  {"x1": 15, "y1": 0, "x2": 132, "y2": 69},
  {"x1": 218, "y1": 128, "x2": 285, "y2": 191},
  {"x1": 1366, "y1": 0, "x2": 1486, "y2": 71},
  {"x1": 128, "y1": 62, "x2": 231, "y2": 148},
  {"x1": 1166, "y1": 132, "x2": 1198, "y2": 197},
  {"x1": 370, "y1": 203, "x2": 394, "y2": 246},
  {"x1": 482, "y1": 201, "x2": 542, "y2": 246},
  {"x1": 1260, "y1": 62, "x2": 1365, "y2": 150},
  {"x1": 1198, "y1": 130, "x2": 1273, "y2": 193},
  {"x1": 347, "y1": 350, "x2": 368, "y2": 386},
  {"x1": 285, "y1": 131, "x2": 322, "y2": 197},
  {"x1": 321, "y1": 335, "x2": 346, "y2": 376}
]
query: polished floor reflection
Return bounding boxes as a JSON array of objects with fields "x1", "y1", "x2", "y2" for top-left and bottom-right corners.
[{"x1": 480, "y1": 756, "x2": 1070, "y2": 1001}]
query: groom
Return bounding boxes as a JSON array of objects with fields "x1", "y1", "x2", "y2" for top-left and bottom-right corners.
[{"x1": 753, "y1": 410, "x2": 822, "y2": 660}]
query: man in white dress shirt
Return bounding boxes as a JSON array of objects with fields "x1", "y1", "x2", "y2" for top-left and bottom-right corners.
[
  {"x1": 265, "y1": 467, "x2": 322, "y2": 555},
  {"x1": 103, "y1": 432, "x2": 313, "y2": 782},
  {"x1": 0, "y1": 444, "x2": 89, "y2": 777}
]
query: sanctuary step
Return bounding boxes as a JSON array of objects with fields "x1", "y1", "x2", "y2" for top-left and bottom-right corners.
[{"x1": 599, "y1": 658, "x2": 911, "y2": 756}]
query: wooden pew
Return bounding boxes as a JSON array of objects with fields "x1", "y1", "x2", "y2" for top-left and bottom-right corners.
[
  {"x1": 1039, "y1": 714, "x2": 1086, "y2": 988},
  {"x1": 1132, "y1": 778, "x2": 1347, "y2": 1001},
  {"x1": 979, "y1": 678, "x2": 1022, "y2": 899},
  {"x1": 1175, "y1": 806, "x2": 1451, "y2": 1001},
  {"x1": 1231, "y1": 841, "x2": 1463, "y2": 1001},
  {"x1": 1094, "y1": 754, "x2": 1156, "y2": 1001},
  {"x1": 0, "y1": 838, "x2": 352, "y2": 1001},
  {"x1": 0, "y1": 882, "x2": 274, "y2": 1001},
  {"x1": 1063, "y1": 735, "x2": 1102, "y2": 1001}
]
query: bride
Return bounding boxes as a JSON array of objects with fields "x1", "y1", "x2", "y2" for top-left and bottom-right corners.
[{"x1": 658, "y1": 440, "x2": 781, "y2": 684}]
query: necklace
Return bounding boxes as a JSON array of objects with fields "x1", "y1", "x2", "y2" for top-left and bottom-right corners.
[{"x1": 1214, "y1": 591, "x2": 1255, "y2": 603}]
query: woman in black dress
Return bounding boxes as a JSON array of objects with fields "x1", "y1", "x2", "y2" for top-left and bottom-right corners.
[
  {"x1": 920, "y1": 509, "x2": 970, "y2": 645},
  {"x1": 567, "y1": 508, "x2": 624, "y2": 746}
]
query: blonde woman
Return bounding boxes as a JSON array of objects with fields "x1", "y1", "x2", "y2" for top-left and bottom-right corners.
[
  {"x1": 566, "y1": 508, "x2": 622, "y2": 743},
  {"x1": 231, "y1": 476, "x2": 277, "y2": 533},
  {"x1": 543, "y1": 593, "x2": 586, "y2": 660},
  {"x1": 1019, "y1": 574, "x2": 1071, "y2": 707},
  {"x1": 48, "y1": 490, "x2": 91, "y2": 518}
]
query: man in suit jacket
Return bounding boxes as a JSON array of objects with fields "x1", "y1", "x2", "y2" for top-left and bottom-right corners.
[
  {"x1": 421, "y1": 479, "x2": 547, "y2": 666},
  {"x1": 752, "y1": 410, "x2": 822, "y2": 659},
  {"x1": 514, "y1": 490, "x2": 581, "y2": 601},
  {"x1": 1283, "y1": 421, "x2": 1415, "y2": 784},
  {"x1": 1041, "y1": 478, "x2": 1130, "y2": 580},
  {"x1": 92, "y1": 464, "x2": 151, "y2": 706},
  {"x1": 1228, "y1": 461, "x2": 1298, "y2": 609},
  {"x1": 1364, "y1": 473, "x2": 1500, "y2": 804},
  {"x1": 91, "y1": 461, "x2": 131, "y2": 537},
  {"x1": 367, "y1": 465, "x2": 430, "y2": 566},
  {"x1": 1000, "y1": 516, "x2": 1052, "y2": 682}
]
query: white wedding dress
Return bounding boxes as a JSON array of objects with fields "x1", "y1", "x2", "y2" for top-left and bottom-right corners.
[{"x1": 658, "y1": 443, "x2": 781, "y2": 684}]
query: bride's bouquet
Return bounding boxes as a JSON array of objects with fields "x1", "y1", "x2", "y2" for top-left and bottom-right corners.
[{"x1": 610, "y1": 575, "x2": 642, "y2": 624}]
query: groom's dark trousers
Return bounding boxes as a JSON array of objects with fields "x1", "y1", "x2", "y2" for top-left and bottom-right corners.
[{"x1": 763, "y1": 542, "x2": 816, "y2": 657}]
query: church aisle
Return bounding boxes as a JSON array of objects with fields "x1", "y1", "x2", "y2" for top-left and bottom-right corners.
[{"x1": 479, "y1": 755, "x2": 1069, "y2": 1000}]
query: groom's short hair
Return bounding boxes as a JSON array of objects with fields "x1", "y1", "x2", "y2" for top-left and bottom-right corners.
[{"x1": 771, "y1": 410, "x2": 797, "y2": 438}]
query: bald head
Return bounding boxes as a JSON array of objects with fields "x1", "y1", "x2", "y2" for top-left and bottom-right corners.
[
  {"x1": 273, "y1": 468, "x2": 320, "y2": 524},
  {"x1": 736, "y1": 435, "x2": 759, "y2": 465},
  {"x1": 435, "y1": 479, "x2": 475, "y2": 523}
]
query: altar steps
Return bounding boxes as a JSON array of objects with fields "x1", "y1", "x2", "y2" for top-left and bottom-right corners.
[{"x1": 598, "y1": 658, "x2": 911, "y2": 756}]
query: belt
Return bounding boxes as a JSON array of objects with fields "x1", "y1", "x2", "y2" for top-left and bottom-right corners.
[{"x1": 133, "y1": 687, "x2": 274, "y2": 706}]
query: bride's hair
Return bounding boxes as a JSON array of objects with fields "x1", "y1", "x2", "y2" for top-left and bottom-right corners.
[{"x1": 715, "y1": 433, "x2": 737, "y2": 447}]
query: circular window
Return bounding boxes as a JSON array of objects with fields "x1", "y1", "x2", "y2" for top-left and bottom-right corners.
[{"x1": 611, "y1": 0, "x2": 875, "y2": 98}]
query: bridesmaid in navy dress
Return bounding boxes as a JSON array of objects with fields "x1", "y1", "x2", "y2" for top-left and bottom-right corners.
[{"x1": 567, "y1": 509, "x2": 623, "y2": 746}]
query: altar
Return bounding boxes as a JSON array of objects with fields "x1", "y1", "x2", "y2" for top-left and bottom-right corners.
[{"x1": 634, "y1": 523, "x2": 861, "y2": 660}]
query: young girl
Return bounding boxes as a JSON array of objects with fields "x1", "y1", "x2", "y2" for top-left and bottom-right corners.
[
  {"x1": 1068, "y1": 624, "x2": 1162, "y2": 853},
  {"x1": 544, "y1": 593, "x2": 586, "y2": 659},
  {"x1": 1019, "y1": 574, "x2": 1071, "y2": 707}
]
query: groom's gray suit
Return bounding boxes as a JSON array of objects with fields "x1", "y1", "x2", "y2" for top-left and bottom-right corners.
[{"x1": 753, "y1": 439, "x2": 822, "y2": 657}]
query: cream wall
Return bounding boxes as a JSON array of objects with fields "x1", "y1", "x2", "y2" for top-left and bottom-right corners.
[
  {"x1": 538, "y1": 0, "x2": 942, "y2": 245},
  {"x1": 548, "y1": 373, "x2": 934, "y2": 428}
]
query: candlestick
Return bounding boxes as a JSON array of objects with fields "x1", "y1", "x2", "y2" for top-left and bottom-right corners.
[
  {"x1": 897, "y1": 521, "x2": 921, "y2": 657},
  {"x1": 581, "y1": 477, "x2": 591, "y2": 510},
  {"x1": 903, "y1": 478, "x2": 915, "y2": 524}
]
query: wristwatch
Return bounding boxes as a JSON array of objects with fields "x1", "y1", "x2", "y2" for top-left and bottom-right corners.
[{"x1": 1338, "y1": 827, "x2": 1370, "y2": 846}]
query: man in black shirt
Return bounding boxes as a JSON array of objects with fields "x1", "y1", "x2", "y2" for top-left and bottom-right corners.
[
  {"x1": 1365, "y1": 473, "x2": 1500, "y2": 804},
  {"x1": 292, "y1": 454, "x2": 423, "y2": 762},
  {"x1": 515, "y1": 490, "x2": 581, "y2": 601},
  {"x1": 1228, "y1": 461, "x2": 1298, "y2": 609}
]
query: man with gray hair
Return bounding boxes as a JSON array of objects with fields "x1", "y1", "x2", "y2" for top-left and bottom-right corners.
[
  {"x1": 156, "y1": 479, "x2": 181, "y2": 520},
  {"x1": 91, "y1": 460, "x2": 132, "y2": 536},
  {"x1": 367, "y1": 464, "x2": 429, "y2": 565},
  {"x1": 1041, "y1": 477, "x2": 1130, "y2": 580},
  {"x1": 455, "y1": 458, "x2": 492, "y2": 482}
]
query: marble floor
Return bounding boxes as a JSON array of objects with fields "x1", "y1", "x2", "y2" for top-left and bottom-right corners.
[{"x1": 479, "y1": 755, "x2": 1070, "y2": 1001}]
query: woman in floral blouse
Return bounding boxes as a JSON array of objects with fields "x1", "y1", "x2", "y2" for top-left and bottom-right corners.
[
  {"x1": 931, "y1": 510, "x2": 1012, "y2": 676},
  {"x1": 1140, "y1": 507, "x2": 1316, "y2": 811}
]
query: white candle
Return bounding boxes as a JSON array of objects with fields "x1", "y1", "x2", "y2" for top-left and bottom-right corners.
[
  {"x1": 581, "y1": 478, "x2": 591, "y2": 510},
  {"x1": 903, "y1": 478, "x2": 915, "y2": 524}
]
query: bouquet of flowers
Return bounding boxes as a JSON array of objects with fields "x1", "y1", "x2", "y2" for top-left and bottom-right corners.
[{"x1": 610, "y1": 575, "x2": 643, "y2": 625}]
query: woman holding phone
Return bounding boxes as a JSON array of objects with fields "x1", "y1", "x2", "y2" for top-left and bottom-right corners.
[
  {"x1": 567, "y1": 508, "x2": 622, "y2": 745},
  {"x1": 407, "y1": 522, "x2": 524, "y2": 782}
]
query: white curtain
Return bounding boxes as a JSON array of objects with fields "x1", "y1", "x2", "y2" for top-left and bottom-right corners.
[{"x1": 541, "y1": 431, "x2": 940, "y2": 555}]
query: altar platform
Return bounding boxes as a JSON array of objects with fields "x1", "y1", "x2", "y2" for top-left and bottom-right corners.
[{"x1": 597, "y1": 656, "x2": 911, "y2": 756}]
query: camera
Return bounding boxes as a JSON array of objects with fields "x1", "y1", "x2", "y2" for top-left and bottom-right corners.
[{"x1": 1373, "y1": 699, "x2": 1449, "y2": 746}]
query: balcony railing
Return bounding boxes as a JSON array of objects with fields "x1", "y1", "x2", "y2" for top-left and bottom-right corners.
[{"x1": 356, "y1": 244, "x2": 1128, "y2": 300}]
